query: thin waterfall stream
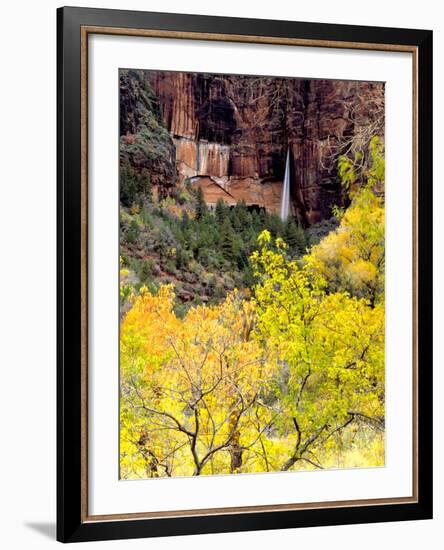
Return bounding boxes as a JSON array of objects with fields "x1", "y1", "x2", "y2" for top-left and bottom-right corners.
[{"x1": 280, "y1": 147, "x2": 291, "y2": 221}]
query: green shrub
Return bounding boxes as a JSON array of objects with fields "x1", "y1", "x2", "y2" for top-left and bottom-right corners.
[
  {"x1": 124, "y1": 219, "x2": 140, "y2": 244},
  {"x1": 137, "y1": 259, "x2": 156, "y2": 283},
  {"x1": 164, "y1": 259, "x2": 177, "y2": 276}
]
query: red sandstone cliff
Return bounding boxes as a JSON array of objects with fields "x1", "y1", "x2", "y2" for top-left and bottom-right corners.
[{"x1": 134, "y1": 71, "x2": 384, "y2": 224}]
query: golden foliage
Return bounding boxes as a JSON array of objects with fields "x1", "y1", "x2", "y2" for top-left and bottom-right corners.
[{"x1": 120, "y1": 181, "x2": 385, "y2": 478}]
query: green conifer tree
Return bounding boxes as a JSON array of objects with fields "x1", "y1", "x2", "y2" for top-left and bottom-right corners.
[
  {"x1": 140, "y1": 169, "x2": 153, "y2": 203},
  {"x1": 284, "y1": 218, "x2": 307, "y2": 256},
  {"x1": 215, "y1": 198, "x2": 227, "y2": 225},
  {"x1": 220, "y1": 217, "x2": 236, "y2": 264},
  {"x1": 195, "y1": 186, "x2": 207, "y2": 220},
  {"x1": 120, "y1": 164, "x2": 137, "y2": 207}
]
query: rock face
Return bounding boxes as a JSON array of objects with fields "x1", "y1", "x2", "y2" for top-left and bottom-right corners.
[
  {"x1": 119, "y1": 70, "x2": 176, "y2": 195},
  {"x1": 126, "y1": 71, "x2": 384, "y2": 224}
]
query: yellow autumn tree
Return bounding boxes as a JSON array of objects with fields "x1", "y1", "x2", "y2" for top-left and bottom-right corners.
[
  {"x1": 306, "y1": 136, "x2": 385, "y2": 306},
  {"x1": 250, "y1": 229, "x2": 384, "y2": 471},
  {"x1": 120, "y1": 286, "x2": 277, "y2": 478}
]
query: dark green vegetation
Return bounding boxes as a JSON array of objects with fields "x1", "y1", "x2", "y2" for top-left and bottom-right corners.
[
  {"x1": 120, "y1": 69, "x2": 176, "y2": 202},
  {"x1": 119, "y1": 180, "x2": 336, "y2": 314}
]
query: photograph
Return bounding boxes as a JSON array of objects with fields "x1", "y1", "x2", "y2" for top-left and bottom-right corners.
[{"x1": 118, "y1": 69, "x2": 386, "y2": 480}]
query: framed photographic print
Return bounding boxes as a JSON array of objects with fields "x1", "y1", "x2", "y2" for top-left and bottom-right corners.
[{"x1": 57, "y1": 6, "x2": 433, "y2": 543}]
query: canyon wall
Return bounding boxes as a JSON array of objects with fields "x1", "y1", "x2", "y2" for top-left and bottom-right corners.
[{"x1": 121, "y1": 70, "x2": 384, "y2": 225}]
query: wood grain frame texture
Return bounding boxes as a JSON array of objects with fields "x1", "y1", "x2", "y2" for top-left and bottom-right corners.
[{"x1": 57, "y1": 6, "x2": 433, "y2": 543}]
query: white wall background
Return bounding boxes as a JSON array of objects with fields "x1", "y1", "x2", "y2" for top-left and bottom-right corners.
[{"x1": 0, "y1": 0, "x2": 440, "y2": 548}]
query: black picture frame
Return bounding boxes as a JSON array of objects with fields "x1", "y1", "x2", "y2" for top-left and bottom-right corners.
[{"x1": 57, "y1": 6, "x2": 433, "y2": 543}]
